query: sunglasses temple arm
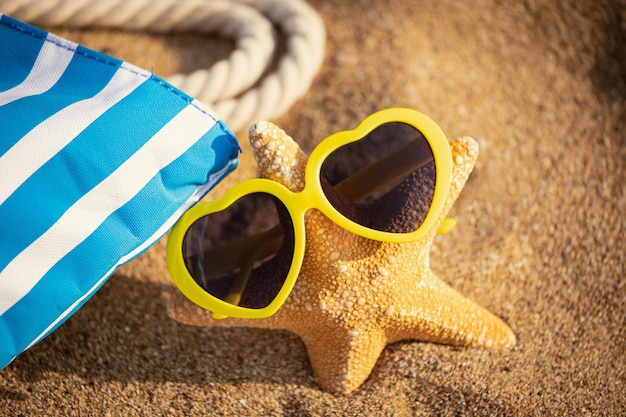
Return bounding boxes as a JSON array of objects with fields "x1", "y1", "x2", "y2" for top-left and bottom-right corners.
[
  {"x1": 219, "y1": 226, "x2": 284, "y2": 306},
  {"x1": 194, "y1": 224, "x2": 282, "y2": 276},
  {"x1": 333, "y1": 139, "x2": 431, "y2": 201},
  {"x1": 436, "y1": 217, "x2": 456, "y2": 234},
  {"x1": 333, "y1": 140, "x2": 457, "y2": 233}
]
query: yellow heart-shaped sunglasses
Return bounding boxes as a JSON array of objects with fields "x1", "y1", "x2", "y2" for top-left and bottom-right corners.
[{"x1": 166, "y1": 108, "x2": 454, "y2": 319}]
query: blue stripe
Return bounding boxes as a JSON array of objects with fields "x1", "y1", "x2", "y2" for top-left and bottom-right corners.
[
  {"x1": 0, "y1": 45, "x2": 121, "y2": 156},
  {"x1": 0, "y1": 15, "x2": 47, "y2": 91},
  {"x1": 0, "y1": 123, "x2": 236, "y2": 357},
  {"x1": 0, "y1": 78, "x2": 188, "y2": 272}
]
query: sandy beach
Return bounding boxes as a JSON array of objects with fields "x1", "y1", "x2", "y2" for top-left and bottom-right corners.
[{"x1": 1, "y1": 0, "x2": 624, "y2": 415}]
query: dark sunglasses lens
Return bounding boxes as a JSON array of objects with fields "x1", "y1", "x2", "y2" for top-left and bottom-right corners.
[
  {"x1": 320, "y1": 122, "x2": 436, "y2": 233},
  {"x1": 182, "y1": 192, "x2": 294, "y2": 309}
]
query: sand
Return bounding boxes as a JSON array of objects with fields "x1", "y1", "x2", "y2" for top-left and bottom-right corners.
[{"x1": 1, "y1": 0, "x2": 624, "y2": 415}]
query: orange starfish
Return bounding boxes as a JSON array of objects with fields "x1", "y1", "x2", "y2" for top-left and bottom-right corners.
[{"x1": 169, "y1": 121, "x2": 515, "y2": 395}]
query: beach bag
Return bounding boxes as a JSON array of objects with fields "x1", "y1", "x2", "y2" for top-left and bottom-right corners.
[{"x1": 0, "y1": 15, "x2": 240, "y2": 368}]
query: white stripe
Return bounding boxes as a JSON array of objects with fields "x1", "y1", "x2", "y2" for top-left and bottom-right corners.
[
  {"x1": 0, "y1": 66, "x2": 147, "y2": 205},
  {"x1": 0, "y1": 33, "x2": 76, "y2": 105},
  {"x1": 0, "y1": 104, "x2": 215, "y2": 316}
]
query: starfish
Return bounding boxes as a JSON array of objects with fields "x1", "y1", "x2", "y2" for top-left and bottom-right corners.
[{"x1": 169, "y1": 121, "x2": 516, "y2": 395}]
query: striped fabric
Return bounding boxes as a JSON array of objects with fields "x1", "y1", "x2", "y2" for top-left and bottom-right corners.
[{"x1": 0, "y1": 15, "x2": 240, "y2": 368}]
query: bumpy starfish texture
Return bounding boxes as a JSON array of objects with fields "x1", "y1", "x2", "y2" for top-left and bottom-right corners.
[{"x1": 169, "y1": 121, "x2": 516, "y2": 395}]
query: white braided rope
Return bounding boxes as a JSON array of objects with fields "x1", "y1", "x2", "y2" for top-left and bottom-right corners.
[{"x1": 0, "y1": 0, "x2": 325, "y2": 133}]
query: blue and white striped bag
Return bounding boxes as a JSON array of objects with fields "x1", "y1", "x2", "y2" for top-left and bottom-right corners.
[{"x1": 0, "y1": 15, "x2": 240, "y2": 368}]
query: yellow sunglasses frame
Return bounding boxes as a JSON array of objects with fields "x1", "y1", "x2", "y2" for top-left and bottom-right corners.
[{"x1": 166, "y1": 108, "x2": 453, "y2": 319}]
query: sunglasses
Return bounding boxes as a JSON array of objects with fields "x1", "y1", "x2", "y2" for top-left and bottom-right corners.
[{"x1": 166, "y1": 108, "x2": 455, "y2": 319}]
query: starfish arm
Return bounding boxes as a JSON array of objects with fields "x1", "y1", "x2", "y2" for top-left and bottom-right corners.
[
  {"x1": 296, "y1": 324, "x2": 388, "y2": 395},
  {"x1": 249, "y1": 121, "x2": 308, "y2": 191},
  {"x1": 438, "y1": 136, "x2": 479, "y2": 221},
  {"x1": 385, "y1": 268, "x2": 516, "y2": 348}
]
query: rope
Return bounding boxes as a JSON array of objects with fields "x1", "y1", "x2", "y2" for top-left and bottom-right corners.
[{"x1": 0, "y1": 0, "x2": 325, "y2": 133}]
